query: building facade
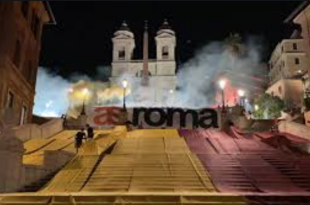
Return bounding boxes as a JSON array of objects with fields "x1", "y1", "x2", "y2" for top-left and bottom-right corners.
[
  {"x1": 0, "y1": 1, "x2": 55, "y2": 126},
  {"x1": 266, "y1": 2, "x2": 310, "y2": 108},
  {"x1": 285, "y1": 2, "x2": 310, "y2": 75},
  {"x1": 109, "y1": 20, "x2": 177, "y2": 106},
  {"x1": 269, "y1": 39, "x2": 308, "y2": 84},
  {"x1": 266, "y1": 79, "x2": 304, "y2": 108}
]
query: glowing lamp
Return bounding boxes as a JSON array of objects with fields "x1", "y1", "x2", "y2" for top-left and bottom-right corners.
[
  {"x1": 218, "y1": 79, "x2": 226, "y2": 90},
  {"x1": 254, "y1": 104, "x2": 259, "y2": 111},
  {"x1": 238, "y1": 89, "x2": 245, "y2": 97},
  {"x1": 82, "y1": 88, "x2": 89, "y2": 95},
  {"x1": 169, "y1": 89, "x2": 174, "y2": 94},
  {"x1": 122, "y1": 79, "x2": 128, "y2": 89}
]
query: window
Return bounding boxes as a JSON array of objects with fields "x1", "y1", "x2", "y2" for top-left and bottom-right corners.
[
  {"x1": 26, "y1": 61, "x2": 33, "y2": 82},
  {"x1": 20, "y1": 104, "x2": 28, "y2": 125},
  {"x1": 118, "y1": 49, "x2": 125, "y2": 60},
  {"x1": 31, "y1": 10, "x2": 40, "y2": 39},
  {"x1": 6, "y1": 91, "x2": 14, "y2": 108},
  {"x1": 136, "y1": 70, "x2": 152, "y2": 77},
  {"x1": 21, "y1": 1, "x2": 29, "y2": 19},
  {"x1": 278, "y1": 86, "x2": 282, "y2": 95},
  {"x1": 293, "y1": 43, "x2": 297, "y2": 50},
  {"x1": 162, "y1": 46, "x2": 169, "y2": 59},
  {"x1": 13, "y1": 39, "x2": 21, "y2": 68},
  {"x1": 295, "y1": 58, "x2": 300, "y2": 65}
]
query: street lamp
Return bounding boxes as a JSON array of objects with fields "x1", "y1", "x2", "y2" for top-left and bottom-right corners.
[
  {"x1": 218, "y1": 79, "x2": 226, "y2": 109},
  {"x1": 237, "y1": 89, "x2": 245, "y2": 106},
  {"x1": 254, "y1": 104, "x2": 259, "y2": 111},
  {"x1": 168, "y1": 89, "x2": 174, "y2": 107},
  {"x1": 122, "y1": 79, "x2": 128, "y2": 109},
  {"x1": 67, "y1": 87, "x2": 74, "y2": 114},
  {"x1": 82, "y1": 88, "x2": 89, "y2": 101},
  {"x1": 68, "y1": 88, "x2": 74, "y2": 94},
  {"x1": 82, "y1": 88, "x2": 88, "y2": 95}
]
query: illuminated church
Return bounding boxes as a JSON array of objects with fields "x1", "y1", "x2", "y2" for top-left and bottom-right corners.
[{"x1": 109, "y1": 20, "x2": 177, "y2": 106}]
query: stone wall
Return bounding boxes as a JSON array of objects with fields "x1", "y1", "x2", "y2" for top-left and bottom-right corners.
[
  {"x1": 279, "y1": 121, "x2": 310, "y2": 140},
  {"x1": 305, "y1": 111, "x2": 310, "y2": 127},
  {"x1": 0, "y1": 133, "x2": 74, "y2": 192},
  {"x1": 12, "y1": 118, "x2": 64, "y2": 142},
  {"x1": 21, "y1": 150, "x2": 74, "y2": 188},
  {"x1": 0, "y1": 136, "x2": 25, "y2": 192}
]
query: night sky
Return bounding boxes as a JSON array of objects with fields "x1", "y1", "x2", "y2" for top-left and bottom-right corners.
[{"x1": 40, "y1": 1, "x2": 302, "y2": 79}]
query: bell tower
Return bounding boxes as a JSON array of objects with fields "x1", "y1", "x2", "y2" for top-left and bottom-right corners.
[
  {"x1": 112, "y1": 21, "x2": 135, "y2": 62},
  {"x1": 155, "y1": 19, "x2": 176, "y2": 61}
]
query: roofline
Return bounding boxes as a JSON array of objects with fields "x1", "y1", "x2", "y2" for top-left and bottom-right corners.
[
  {"x1": 43, "y1": 1, "x2": 56, "y2": 25},
  {"x1": 284, "y1": 1, "x2": 309, "y2": 23}
]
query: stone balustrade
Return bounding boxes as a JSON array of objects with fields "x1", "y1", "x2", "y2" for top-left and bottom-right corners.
[
  {"x1": 279, "y1": 121, "x2": 310, "y2": 140},
  {"x1": 12, "y1": 118, "x2": 64, "y2": 142}
]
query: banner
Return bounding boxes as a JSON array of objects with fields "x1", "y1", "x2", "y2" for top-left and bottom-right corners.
[{"x1": 88, "y1": 107, "x2": 219, "y2": 129}]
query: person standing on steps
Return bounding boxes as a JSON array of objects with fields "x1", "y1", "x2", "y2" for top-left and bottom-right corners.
[
  {"x1": 75, "y1": 128, "x2": 86, "y2": 153},
  {"x1": 86, "y1": 124, "x2": 94, "y2": 140}
]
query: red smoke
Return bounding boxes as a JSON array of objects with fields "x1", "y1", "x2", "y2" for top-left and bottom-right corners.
[{"x1": 214, "y1": 80, "x2": 239, "y2": 108}]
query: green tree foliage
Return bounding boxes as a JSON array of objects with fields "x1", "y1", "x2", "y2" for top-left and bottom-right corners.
[
  {"x1": 224, "y1": 33, "x2": 243, "y2": 57},
  {"x1": 253, "y1": 93, "x2": 285, "y2": 119},
  {"x1": 304, "y1": 97, "x2": 310, "y2": 111}
]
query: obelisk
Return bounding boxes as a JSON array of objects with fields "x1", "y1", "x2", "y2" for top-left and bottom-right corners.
[{"x1": 142, "y1": 21, "x2": 149, "y2": 86}]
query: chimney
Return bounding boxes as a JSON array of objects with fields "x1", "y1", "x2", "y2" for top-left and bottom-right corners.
[{"x1": 142, "y1": 20, "x2": 149, "y2": 86}]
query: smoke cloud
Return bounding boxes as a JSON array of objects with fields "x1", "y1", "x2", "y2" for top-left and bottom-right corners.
[
  {"x1": 33, "y1": 68, "x2": 71, "y2": 117},
  {"x1": 175, "y1": 37, "x2": 267, "y2": 109},
  {"x1": 33, "y1": 67, "x2": 110, "y2": 117},
  {"x1": 34, "y1": 36, "x2": 268, "y2": 117}
]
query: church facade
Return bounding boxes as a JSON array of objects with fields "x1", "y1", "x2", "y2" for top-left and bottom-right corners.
[{"x1": 109, "y1": 20, "x2": 177, "y2": 107}]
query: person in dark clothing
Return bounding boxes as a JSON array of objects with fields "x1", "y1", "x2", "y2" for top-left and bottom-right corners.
[
  {"x1": 86, "y1": 124, "x2": 94, "y2": 140},
  {"x1": 75, "y1": 128, "x2": 86, "y2": 153}
]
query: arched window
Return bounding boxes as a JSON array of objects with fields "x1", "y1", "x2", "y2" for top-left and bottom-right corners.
[
  {"x1": 162, "y1": 46, "x2": 169, "y2": 59},
  {"x1": 118, "y1": 48, "x2": 125, "y2": 60},
  {"x1": 278, "y1": 86, "x2": 282, "y2": 95}
]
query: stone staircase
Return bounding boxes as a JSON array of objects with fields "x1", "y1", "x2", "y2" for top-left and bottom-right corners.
[
  {"x1": 3, "y1": 128, "x2": 310, "y2": 204},
  {"x1": 18, "y1": 169, "x2": 62, "y2": 192}
]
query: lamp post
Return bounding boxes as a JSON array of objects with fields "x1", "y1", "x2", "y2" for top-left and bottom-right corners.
[
  {"x1": 218, "y1": 79, "x2": 226, "y2": 110},
  {"x1": 237, "y1": 89, "x2": 245, "y2": 106},
  {"x1": 254, "y1": 104, "x2": 259, "y2": 111},
  {"x1": 169, "y1": 89, "x2": 174, "y2": 107},
  {"x1": 122, "y1": 79, "x2": 128, "y2": 109},
  {"x1": 82, "y1": 88, "x2": 89, "y2": 103},
  {"x1": 66, "y1": 87, "x2": 74, "y2": 115}
]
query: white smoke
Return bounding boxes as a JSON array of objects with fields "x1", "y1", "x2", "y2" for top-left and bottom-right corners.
[
  {"x1": 116, "y1": 37, "x2": 267, "y2": 109},
  {"x1": 174, "y1": 37, "x2": 267, "y2": 109},
  {"x1": 33, "y1": 68, "x2": 72, "y2": 117},
  {"x1": 34, "y1": 36, "x2": 267, "y2": 117},
  {"x1": 34, "y1": 66, "x2": 112, "y2": 117}
]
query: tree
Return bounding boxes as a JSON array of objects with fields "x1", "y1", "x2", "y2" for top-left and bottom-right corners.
[
  {"x1": 224, "y1": 33, "x2": 243, "y2": 58},
  {"x1": 304, "y1": 97, "x2": 310, "y2": 111},
  {"x1": 253, "y1": 93, "x2": 285, "y2": 119}
]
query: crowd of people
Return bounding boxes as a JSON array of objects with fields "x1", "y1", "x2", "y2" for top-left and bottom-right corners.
[{"x1": 74, "y1": 124, "x2": 94, "y2": 153}]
